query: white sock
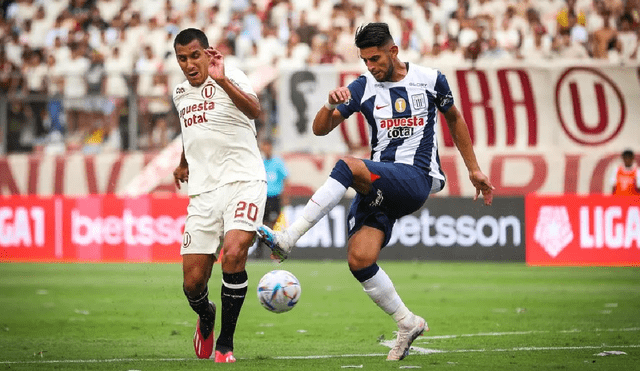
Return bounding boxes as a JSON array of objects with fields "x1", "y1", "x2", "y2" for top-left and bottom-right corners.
[
  {"x1": 286, "y1": 177, "x2": 347, "y2": 242},
  {"x1": 361, "y1": 268, "x2": 411, "y2": 323},
  {"x1": 247, "y1": 238, "x2": 258, "y2": 256}
]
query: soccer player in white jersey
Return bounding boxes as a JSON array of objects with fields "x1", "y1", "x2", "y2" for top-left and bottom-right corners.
[
  {"x1": 172, "y1": 28, "x2": 266, "y2": 363},
  {"x1": 258, "y1": 23, "x2": 494, "y2": 361}
]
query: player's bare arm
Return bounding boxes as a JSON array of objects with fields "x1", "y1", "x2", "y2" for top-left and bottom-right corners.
[
  {"x1": 312, "y1": 87, "x2": 351, "y2": 136},
  {"x1": 443, "y1": 105, "x2": 494, "y2": 205},
  {"x1": 205, "y1": 47, "x2": 261, "y2": 119},
  {"x1": 173, "y1": 149, "x2": 189, "y2": 189}
]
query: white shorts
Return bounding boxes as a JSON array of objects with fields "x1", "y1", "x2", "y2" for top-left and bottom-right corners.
[{"x1": 181, "y1": 180, "x2": 267, "y2": 255}]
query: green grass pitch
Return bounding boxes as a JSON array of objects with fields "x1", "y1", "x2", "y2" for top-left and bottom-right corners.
[{"x1": 1, "y1": 261, "x2": 639, "y2": 370}]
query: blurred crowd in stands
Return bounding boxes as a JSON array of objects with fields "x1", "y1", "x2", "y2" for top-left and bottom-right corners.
[{"x1": 0, "y1": 0, "x2": 638, "y2": 154}]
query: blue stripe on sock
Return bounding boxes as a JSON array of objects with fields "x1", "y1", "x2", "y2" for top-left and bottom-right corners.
[{"x1": 351, "y1": 263, "x2": 380, "y2": 282}]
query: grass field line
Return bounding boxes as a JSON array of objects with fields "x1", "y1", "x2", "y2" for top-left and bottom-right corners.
[
  {"x1": 2, "y1": 344, "x2": 640, "y2": 365},
  {"x1": 276, "y1": 344, "x2": 640, "y2": 359},
  {"x1": 416, "y1": 327, "x2": 640, "y2": 341}
]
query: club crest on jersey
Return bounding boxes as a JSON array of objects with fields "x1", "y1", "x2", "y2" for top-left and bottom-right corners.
[
  {"x1": 182, "y1": 232, "x2": 191, "y2": 248},
  {"x1": 411, "y1": 93, "x2": 426, "y2": 109},
  {"x1": 202, "y1": 83, "x2": 216, "y2": 99},
  {"x1": 394, "y1": 98, "x2": 407, "y2": 113}
]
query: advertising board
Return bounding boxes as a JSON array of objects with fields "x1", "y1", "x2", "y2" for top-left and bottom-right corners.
[{"x1": 526, "y1": 194, "x2": 640, "y2": 266}]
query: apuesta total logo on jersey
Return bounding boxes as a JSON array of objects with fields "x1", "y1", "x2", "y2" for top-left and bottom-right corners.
[
  {"x1": 179, "y1": 100, "x2": 215, "y2": 127},
  {"x1": 379, "y1": 116, "x2": 425, "y2": 129}
]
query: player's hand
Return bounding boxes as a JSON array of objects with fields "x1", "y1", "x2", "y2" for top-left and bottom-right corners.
[
  {"x1": 173, "y1": 165, "x2": 189, "y2": 189},
  {"x1": 204, "y1": 47, "x2": 224, "y2": 81},
  {"x1": 469, "y1": 170, "x2": 494, "y2": 206},
  {"x1": 327, "y1": 87, "x2": 351, "y2": 105}
]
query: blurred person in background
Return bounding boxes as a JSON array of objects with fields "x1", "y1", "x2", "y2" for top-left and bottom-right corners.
[
  {"x1": 609, "y1": 149, "x2": 640, "y2": 196},
  {"x1": 140, "y1": 71, "x2": 174, "y2": 150},
  {"x1": 591, "y1": 7, "x2": 618, "y2": 58},
  {"x1": 318, "y1": 36, "x2": 345, "y2": 64},
  {"x1": 6, "y1": 101, "x2": 33, "y2": 153},
  {"x1": 4, "y1": 31, "x2": 23, "y2": 66},
  {"x1": 477, "y1": 36, "x2": 510, "y2": 61},
  {"x1": 59, "y1": 41, "x2": 90, "y2": 147},
  {"x1": 26, "y1": 6, "x2": 50, "y2": 50},
  {"x1": 22, "y1": 49, "x2": 48, "y2": 140},
  {"x1": 495, "y1": 6, "x2": 525, "y2": 56},
  {"x1": 172, "y1": 28, "x2": 266, "y2": 363},
  {"x1": 134, "y1": 44, "x2": 164, "y2": 142},
  {"x1": 253, "y1": 137, "x2": 289, "y2": 259},
  {"x1": 44, "y1": 53, "x2": 65, "y2": 146},
  {"x1": 258, "y1": 22, "x2": 494, "y2": 361},
  {"x1": 276, "y1": 31, "x2": 311, "y2": 69},
  {"x1": 436, "y1": 36, "x2": 465, "y2": 64},
  {"x1": 551, "y1": 31, "x2": 589, "y2": 58},
  {"x1": 104, "y1": 46, "x2": 131, "y2": 141},
  {"x1": 519, "y1": 22, "x2": 553, "y2": 60},
  {"x1": 616, "y1": 13, "x2": 639, "y2": 62},
  {"x1": 96, "y1": 0, "x2": 122, "y2": 23}
]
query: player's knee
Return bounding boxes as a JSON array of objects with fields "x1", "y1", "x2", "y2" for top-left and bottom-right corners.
[
  {"x1": 347, "y1": 250, "x2": 376, "y2": 271},
  {"x1": 330, "y1": 159, "x2": 354, "y2": 188},
  {"x1": 183, "y1": 275, "x2": 207, "y2": 296},
  {"x1": 221, "y1": 245, "x2": 248, "y2": 270}
]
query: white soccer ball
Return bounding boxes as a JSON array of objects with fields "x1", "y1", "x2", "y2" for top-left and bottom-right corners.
[{"x1": 257, "y1": 270, "x2": 301, "y2": 313}]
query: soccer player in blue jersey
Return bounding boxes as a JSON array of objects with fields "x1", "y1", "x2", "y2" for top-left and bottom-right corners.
[{"x1": 258, "y1": 22, "x2": 494, "y2": 361}]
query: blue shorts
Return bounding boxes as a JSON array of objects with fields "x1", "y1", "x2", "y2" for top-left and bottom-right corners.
[{"x1": 347, "y1": 161, "x2": 435, "y2": 247}]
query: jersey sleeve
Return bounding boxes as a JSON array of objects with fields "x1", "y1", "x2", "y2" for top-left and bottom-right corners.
[
  {"x1": 226, "y1": 68, "x2": 257, "y2": 97},
  {"x1": 433, "y1": 71, "x2": 455, "y2": 113},
  {"x1": 337, "y1": 75, "x2": 366, "y2": 119}
]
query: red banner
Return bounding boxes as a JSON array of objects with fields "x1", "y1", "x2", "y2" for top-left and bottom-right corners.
[
  {"x1": 0, "y1": 195, "x2": 187, "y2": 262},
  {"x1": 526, "y1": 194, "x2": 640, "y2": 266}
]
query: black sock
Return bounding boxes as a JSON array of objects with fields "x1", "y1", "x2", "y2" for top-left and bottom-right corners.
[
  {"x1": 184, "y1": 286, "x2": 215, "y2": 339},
  {"x1": 216, "y1": 271, "x2": 248, "y2": 352}
]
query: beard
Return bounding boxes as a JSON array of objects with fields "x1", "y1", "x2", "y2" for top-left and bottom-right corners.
[{"x1": 374, "y1": 64, "x2": 394, "y2": 82}]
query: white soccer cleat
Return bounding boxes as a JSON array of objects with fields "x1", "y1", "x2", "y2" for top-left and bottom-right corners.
[
  {"x1": 256, "y1": 225, "x2": 293, "y2": 262},
  {"x1": 386, "y1": 314, "x2": 428, "y2": 361}
]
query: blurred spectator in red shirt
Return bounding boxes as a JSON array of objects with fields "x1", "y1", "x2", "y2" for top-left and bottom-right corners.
[{"x1": 610, "y1": 149, "x2": 640, "y2": 196}]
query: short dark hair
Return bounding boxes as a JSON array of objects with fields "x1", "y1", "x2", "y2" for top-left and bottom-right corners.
[
  {"x1": 174, "y1": 28, "x2": 209, "y2": 50},
  {"x1": 354, "y1": 23, "x2": 394, "y2": 49},
  {"x1": 622, "y1": 149, "x2": 634, "y2": 158}
]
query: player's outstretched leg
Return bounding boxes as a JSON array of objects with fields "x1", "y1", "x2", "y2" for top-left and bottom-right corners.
[{"x1": 256, "y1": 159, "x2": 352, "y2": 260}]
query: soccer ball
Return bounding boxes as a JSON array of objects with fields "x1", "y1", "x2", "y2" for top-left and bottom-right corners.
[{"x1": 257, "y1": 270, "x2": 301, "y2": 313}]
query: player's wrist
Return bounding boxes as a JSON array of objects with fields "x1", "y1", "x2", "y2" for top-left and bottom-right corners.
[{"x1": 324, "y1": 101, "x2": 338, "y2": 110}]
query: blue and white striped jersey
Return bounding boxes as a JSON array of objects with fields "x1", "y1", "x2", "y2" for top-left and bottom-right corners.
[{"x1": 337, "y1": 63, "x2": 453, "y2": 182}]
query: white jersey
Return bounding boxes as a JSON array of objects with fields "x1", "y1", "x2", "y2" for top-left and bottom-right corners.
[
  {"x1": 173, "y1": 68, "x2": 266, "y2": 196},
  {"x1": 337, "y1": 63, "x2": 451, "y2": 182}
]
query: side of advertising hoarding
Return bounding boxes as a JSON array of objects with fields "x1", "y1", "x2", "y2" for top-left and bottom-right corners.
[
  {"x1": 3, "y1": 195, "x2": 638, "y2": 265},
  {"x1": 0, "y1": 195, "x2": 187, "y2": 262},
  {"x1": 0, "y1": 195, "x2": 524, "y2": 263},
  {"x1": 284, "y1": 197, "x2": 525, "y2": 261}
]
